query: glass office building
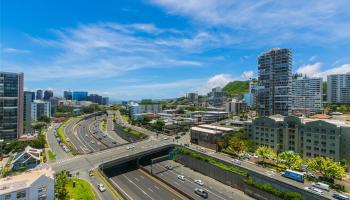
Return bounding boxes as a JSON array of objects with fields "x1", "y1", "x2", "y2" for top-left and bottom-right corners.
[{"x1": 0, "y1": 72, "x2": 24, "y2": 140}]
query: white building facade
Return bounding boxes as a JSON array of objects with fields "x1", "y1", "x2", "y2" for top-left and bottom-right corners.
[
  {"x1": 292, "y1": 77, "x2": 322, "y2": 115},
  {"x1": 327, "y1": 73, "x2": 350, "y2": 105}
]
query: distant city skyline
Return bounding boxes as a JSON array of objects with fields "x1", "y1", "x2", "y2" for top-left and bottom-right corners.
[{"x1": 2, "y1": 0, "x2": 350, "y2": 100}]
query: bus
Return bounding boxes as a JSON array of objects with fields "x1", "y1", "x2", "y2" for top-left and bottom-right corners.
[{"x1": 281, "y1": 169, "x2": 304, "y2": 183}]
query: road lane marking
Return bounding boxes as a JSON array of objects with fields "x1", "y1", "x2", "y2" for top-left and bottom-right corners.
[
  {"x1": 110, "y1": 178, "x2": 134, "y2": 200},
  {"x1": 123, "y1": 175, "x2": 154, "y2": 200},
  {"x1": 155, "y1": 163, "x2": 228, "y2": 200}
]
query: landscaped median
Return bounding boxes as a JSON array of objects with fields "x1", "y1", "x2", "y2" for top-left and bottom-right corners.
[
  {"x1": 66, "y1": 178, "x2": 97, "y2": 200},
  {"x1": 122, "y1": 126, "x2": 147, "y2": 139},
  {"x1": 173, "y1": 146, "x2": 247, "y2": 176},
  {"x1": 56, "y1": 117, "x2": 78, "y2": 156},
  {"x1": 172, "y1": 146, "x2": 306, "y2": 200}
]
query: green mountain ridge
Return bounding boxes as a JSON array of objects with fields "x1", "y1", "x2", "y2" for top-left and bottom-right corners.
[{"x1": 223, "y1": 80, "x2": 249, "y2": 94}]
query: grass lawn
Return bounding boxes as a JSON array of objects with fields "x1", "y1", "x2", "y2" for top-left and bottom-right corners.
[
  {"x1": 48, "y1": 150, "x2": 56, "y2": 160},
  {"x1": 122, "y1": 127, "x2": 145, "y2": 139},
  {"x1": 66, "y1": 178, "x2": 97, "y2": 200},
  {"x1": 122, "y1": 115, "x2": 129, "y2": 122}
]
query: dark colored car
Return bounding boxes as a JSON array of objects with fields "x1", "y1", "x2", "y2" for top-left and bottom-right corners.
[{"x1": 194, "y1": 188, "x2": 208, "y2": 198}]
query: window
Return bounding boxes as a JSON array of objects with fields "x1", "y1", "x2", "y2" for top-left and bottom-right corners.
[
  {"x1": 329, "y1": 150, "x2": 335, "y2": 154},
  {"x1": 5, "y1": 194, "x2": 11, "y2": 200},
  {"x1": 16, "y1": 190, "x2": 26, "y2": 198},
  {"x1": 330, "y1": 136, "x2": 335, "y2": 140}
]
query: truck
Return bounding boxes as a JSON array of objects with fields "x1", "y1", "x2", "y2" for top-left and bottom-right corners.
[
  {"x1": 281, "y1": 169, "x2": 304, "y2": 183},
  {"x1": 312, "y1": 182, "x2": 330, "y2": 191}
]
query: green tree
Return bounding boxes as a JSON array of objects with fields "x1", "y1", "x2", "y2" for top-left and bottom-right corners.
[
  {"x1": 278, "y1": 151, "x2": 303, "y2": 170},
  {"x1": 227, "y1": 136, "x2": 246, "y2": 156},
  {"x1": 307, "y1": 157, "x2": 346, "y2": 179},
  {"x1": 55, "y1": 170, "x2": 68, "y2": 199},
  {"x1": 255, "y1": 146, "x2": 276, "y2": 163},
  {"x1": 37, "y1": 115, "x2": 51, "y2": 123}
]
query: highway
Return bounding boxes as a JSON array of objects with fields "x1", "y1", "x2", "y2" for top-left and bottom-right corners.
[
  {"x1": 76, "y1": 118, "x2": 106, "y2": 152},
  {"x1": 50, "y1": 111, "x2": 338, "y2": 200},
  {"x1": 144, "y1": 160, "x2": 253, "y2": 200},
  {"x1": 64, "y1": 116, "x2": 91, "y2": 154},
  {"x1": 110, "y1": 169, "x2": 183, "y2": 200},
  {"x1": 88, "y1": 115, "x2": 119, "y2": 147}
]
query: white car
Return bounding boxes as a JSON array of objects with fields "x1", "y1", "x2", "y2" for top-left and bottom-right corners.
[
  {"x1": 304, "y1": 187, "x2": 323, "y2": 196},
  {"x1": 231, "y1": 159, "x2": 241, "y2": 165},
  {"x1": 194, "y1": 179, "x2": 204, "y2": 186},
  {"x1": 126, "y1": 145, "x2": 135, "y2": 150},
  {"x1": 163, "y1": 137, "x2": 169, "y2": 140},
  {"x1": 90, "y1": 140, "x2": 95, "y2": 144},
  {"x1": 97, "y1": 183, "x2": 106, "y2": 192},
  {"x1": 177, "y1": 175, "x2": 185, "y2": 181}
]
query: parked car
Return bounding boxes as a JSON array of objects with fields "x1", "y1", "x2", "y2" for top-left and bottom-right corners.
[
  {"x1": 194, "y1": 179, "x2": 204, "y2": 186},
  {"x1": 194, "y1": 188, "x2": 208, "y2": 198},
  {"x1": 126, "y1": 145, "x2": 135, "y2": 150},
  {"x1": 97, "y1": 183, "x2": 106, "y2": 192}
]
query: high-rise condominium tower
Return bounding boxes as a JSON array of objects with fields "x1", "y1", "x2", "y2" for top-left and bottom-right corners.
[{"x1": 257, "y1": 48, "x2": 292, "y2": 116}]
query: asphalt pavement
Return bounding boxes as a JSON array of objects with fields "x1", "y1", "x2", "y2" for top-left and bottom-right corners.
[
  {"x1": 110, "y1": 169, "x2": 183, "y2": 200},
  {"x1": 144, "y1": 160, "x2": 253, "y2": 200},
  {"x1": 46, "y1": 123, "x2": 72, "y2": 160},
  {"x1": 64, "y1": 117, "x2": 90, "y2": 154}
]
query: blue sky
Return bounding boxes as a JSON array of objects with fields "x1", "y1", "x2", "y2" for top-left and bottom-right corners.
[{"x1": 1, "y1": 0, "x2": 350, "y2": 100}]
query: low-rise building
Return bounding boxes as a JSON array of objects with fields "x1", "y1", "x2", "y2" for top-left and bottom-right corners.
[
  {"x1": 201, "y1": 111, "x2": 228, "y2": 123},
  {"x1": 190, "y1": 126, "x2": 224, "y2": 151},
  {"x1": 0, "y1": 166, "x2": 54, "y2": 200},
  {"x1": 11, "y1": 146, "x2": 42, "y2": 170},
  {"x1": 244, "y1": 115, "x2": 350, "y2": 164}
]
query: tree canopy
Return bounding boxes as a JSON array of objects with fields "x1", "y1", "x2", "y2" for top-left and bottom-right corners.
[{"x1": 307, "y1": 156, "x2": 346, "y2": 179}]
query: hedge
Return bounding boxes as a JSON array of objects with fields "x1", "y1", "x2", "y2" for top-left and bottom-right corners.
[
  {"x1": 245, "y1": 177, "x2": 305, "y2": 200},
  {"x1": 173, "y1": 147, "x2": 248, "y2": 177}
]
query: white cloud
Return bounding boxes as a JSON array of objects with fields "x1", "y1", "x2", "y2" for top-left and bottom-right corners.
[
  {"x1": 241, "y1": 70, "x2": 254, "y2": 80},
  {"x1": 296, "y1": 63, "x2": 350, "y2": 79},
  {"x1": 2, "y1": 48, "x2": 30, "y2": 54},
  {"x1": 3, "y1": 22, "x2": 210, "y2": 81},
  {"x1": 151, "y1": 0, "x2": 350, "y2": 45}
]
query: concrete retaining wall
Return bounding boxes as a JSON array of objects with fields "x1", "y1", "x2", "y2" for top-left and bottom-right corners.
[{"x1": 176, "y1": 154, "x2": 327, "y2": 200}]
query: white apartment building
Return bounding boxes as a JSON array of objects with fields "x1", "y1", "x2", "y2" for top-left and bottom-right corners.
[
  {"x1": 0, "y1": 167, "x2": 54, "y2": 200},
  {"x1": 292, "y1": 77, "x2": 322, "y2": 115},
  {"x1": 327, "y1": 73, "x2": 350, "y2": 105},
  {"x1": 31, "y1": 100, "x2": 51, "y2": 121},
  {"x1": 225, "y1": 99, "x2": 245, "y2": 115}
]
